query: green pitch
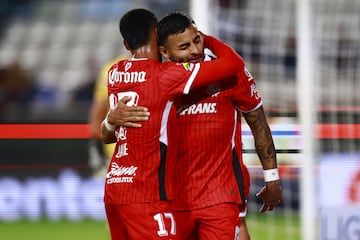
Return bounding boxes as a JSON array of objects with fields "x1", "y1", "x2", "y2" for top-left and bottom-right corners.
[
  {"x1": 0, "y1": 212, "x2": 300, "y2": 240},
  {"x1": 0, "y1": 219, "x2": 110, "y2": 240},
  {"x1": 247, "y1": 211, "x2": 301, "y2": 240}
]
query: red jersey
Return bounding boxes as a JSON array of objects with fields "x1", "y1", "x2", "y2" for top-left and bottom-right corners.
[
  {"x1": 166, "y1": 56, "x2": 262, "y2": 210},
  {"x1": 104, "y1": 36, "x2": 245, "y2": 205}
]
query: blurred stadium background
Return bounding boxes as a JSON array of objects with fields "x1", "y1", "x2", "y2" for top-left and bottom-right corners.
[{"x1": 0, "y1": 0, "x2": 359, "y2": 239}]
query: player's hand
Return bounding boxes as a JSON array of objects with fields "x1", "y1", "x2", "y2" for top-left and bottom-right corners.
[
  {"x1": 256, "y1": 180, "x2": 283, "y2": 213},
  {"x1": 107, "y1": 96, "x2": 150, "y2": 128}
]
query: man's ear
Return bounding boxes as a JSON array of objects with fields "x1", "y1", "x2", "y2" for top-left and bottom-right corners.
[
  {"x1": 123, "y1": 39, "x2": 130, "y2": 50},
  {"x1": 158, "y1": 46, "x2": 169, "y2": 58}
]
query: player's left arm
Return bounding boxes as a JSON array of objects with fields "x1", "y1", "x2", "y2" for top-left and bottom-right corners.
[
  {"x1": 233, "y1": 66, "x2": 283, "y2": 212},
  {"x1": 242, "y1": 106, "x2": 283, "y2": 212},
  {"x1": 101, "y1": 96, "x2": 150, "y2": 143}
]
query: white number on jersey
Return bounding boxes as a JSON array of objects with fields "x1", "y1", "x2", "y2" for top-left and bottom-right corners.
[{"x1": 153, "y1": 212, "x2": 176, "y2": 237}]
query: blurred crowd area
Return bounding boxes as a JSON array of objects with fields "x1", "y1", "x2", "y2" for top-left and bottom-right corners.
[
  {"x1": 0, "y1": 0, "x2": 188, "y2": 123},
  {"x1": 215, "y1": 0, "x2": 360, "y2": 115},
  {"x1": 0, "y1": 0, "x2": 359, "y2": 123}
]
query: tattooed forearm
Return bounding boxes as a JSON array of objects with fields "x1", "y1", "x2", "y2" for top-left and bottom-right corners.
[{"x1": 243, "y1": 106, "x2": 277, "y2": 169}]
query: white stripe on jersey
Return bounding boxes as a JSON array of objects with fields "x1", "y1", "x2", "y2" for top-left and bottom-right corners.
[
  {"x1": 160, "y1": 101, "x2": 173, "y2": 145},
  {"x1": 183, "y1": 50, "x2": 215, "y2": 94},
  {"x1": 183, "y1": 63, "x2": 200, "y2": 94},
  {"x1": 231, "y1": 109, "x2": 238, "y2": 148}
]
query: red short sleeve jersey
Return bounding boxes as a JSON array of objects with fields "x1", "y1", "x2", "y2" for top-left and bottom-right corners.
[
  {"x1": 166, "y1": 61, "x2": 262, "y2": 210},
  {"x1": 104, "y1": 59, "x2": 204, "y2": 204},
  {"x1": 104, "y1": 36, "x2": 247, "y2": 205},
  {"x1": 104, "y1": 55, "x2": 241, "y2": 205}
]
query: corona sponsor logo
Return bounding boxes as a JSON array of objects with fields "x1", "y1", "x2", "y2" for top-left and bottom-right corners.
[{"x1": 108, "y1": 68, "x2": 146, "y2": 86}]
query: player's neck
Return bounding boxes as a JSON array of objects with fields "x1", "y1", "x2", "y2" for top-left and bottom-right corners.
[{"x1": 132, "y1": 43, "x2": 160, "y2": 61}]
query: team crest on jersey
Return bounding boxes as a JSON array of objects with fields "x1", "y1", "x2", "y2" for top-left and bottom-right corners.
[
  {"x1": 125, "y1": 61, "x2": 132, "y2": 72},
  {"x1": 244, "y1": 67, "x2": 254, "y2": 81},
  {"x1": 182, "y1": 62, "x2": 190, "y2": 70},
  {"x1": 180, "y1": 62, "x2": 194, "y2": 71}
]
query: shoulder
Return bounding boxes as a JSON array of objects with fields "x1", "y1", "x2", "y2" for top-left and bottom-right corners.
[{"x1": 235, "y1": 66, "x2": 255, "y2": 84}]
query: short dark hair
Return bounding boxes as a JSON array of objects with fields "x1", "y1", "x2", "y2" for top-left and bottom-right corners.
[
  {"x1": 119, "y1": 8, "x2": 158, "y2": 50},
  {"x1": 158, "y1": 12, "x2": 195, "y2": 46}
]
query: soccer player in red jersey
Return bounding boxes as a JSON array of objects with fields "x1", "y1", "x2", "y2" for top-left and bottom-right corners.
[
  {"x1": 101, "y1": 9, "x2": 246, "y2": 240},
  {"x1": 156, "y1": 12, "x2": 284, "y2": 240}
]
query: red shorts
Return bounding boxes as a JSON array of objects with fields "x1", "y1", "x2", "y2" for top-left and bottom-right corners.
[
  {"x1": 173, "y1": 203, "x2": 241, "y2": 240},
  {"x1": 105, "y1": 201, "x2": 178, "y2": 239}
]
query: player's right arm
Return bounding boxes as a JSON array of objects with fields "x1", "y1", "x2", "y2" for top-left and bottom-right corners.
[
  {"x1": 191, "y1": 34, "x2": 245, "y2": 90},
  {"x1": 103, "y1": 35, "x2": 243, "y2": 129},
  {"x1": 160, "y1": 35, "x2": 244, "y2": 96}
]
